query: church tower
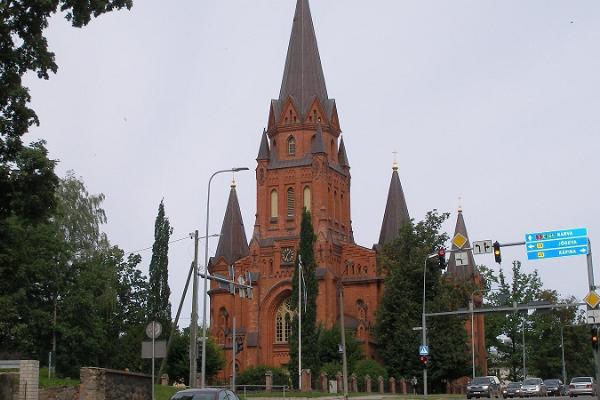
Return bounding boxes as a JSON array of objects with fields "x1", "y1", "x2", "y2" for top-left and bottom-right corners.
[
  {"x1": 446, "y1": 206, "x2": 487, "y2": 375},
  {"x1": 209, "y1": 0, "x2": 380, "y2": 375}
]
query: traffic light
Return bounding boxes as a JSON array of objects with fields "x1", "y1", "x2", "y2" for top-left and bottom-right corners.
[
  {"x1": 437, "y1": 248, "x2": 446, "y2": 269},
  {"x1": 493, "y1": 241, "x2": 502, "y2": 264},
  {"x1": 592, "y1": 327, "x2": 598, "y2": 350},
  {"x1": 419, "y1": 355, "x2": 430, "y2": 367}
]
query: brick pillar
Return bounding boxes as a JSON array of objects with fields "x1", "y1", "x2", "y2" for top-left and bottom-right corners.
[
  {"x1": 320, "y1": 372, "x2": 328, "y2": 392},
  {"x1": 301, "y1": 369, "x2": 312, "y2": 392},
  {"x1": 160, "y1": 374, "x2": 169, "y2": 386},
  {"x1": 389, "y1": 377, "x2": 396, "y2": 394},
  {"x1": 364, "y1": 375, "x2": 371, "y2": 393},
  {"x1": 336, "y1": 372, "x2": 343, "y2": 393},
  {"x1": 265, "y1": 370, "x2": 273, "y2": 392},
  {"x1": 18, "y1": 360, "x2": 39, "y2": 400},
  {"x1": 400, "y1": 377, "x2": 407, "y2": 394},
  {"x1": 350, "y1": 374, "x2": 357, "y2": 393}
]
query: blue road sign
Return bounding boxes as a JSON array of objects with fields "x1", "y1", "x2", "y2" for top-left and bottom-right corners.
[
  {"x1": 419, "y1": 345, "x2": 429, "y2": 356},
  {"x1": 525, "y1": 228, "x2": 588, "y2": 260}
]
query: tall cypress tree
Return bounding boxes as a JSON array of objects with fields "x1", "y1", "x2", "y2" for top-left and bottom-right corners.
[
  {"x1": 148, "y1": 200, "x2": 173, "y2": 333},
  {"x1": 289, "y1": 208, "x2": 319, "y2": 388}
]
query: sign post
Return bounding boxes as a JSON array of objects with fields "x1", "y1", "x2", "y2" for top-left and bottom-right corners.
[{"x1": 146, "y1": 321, "x2": 162, "y2": 400}]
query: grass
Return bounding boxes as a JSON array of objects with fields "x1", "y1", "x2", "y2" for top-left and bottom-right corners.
[
  {"x1": 155, "y1": 384, "x2": 179, "y2": 400},
  {"x1": 38, "y1": 367, "x2": 80, "y2": 388}
]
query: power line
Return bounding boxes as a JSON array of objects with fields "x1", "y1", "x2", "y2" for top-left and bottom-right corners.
[{"x1": 126, "y1": 235, "x2": 191, "y2": 254}]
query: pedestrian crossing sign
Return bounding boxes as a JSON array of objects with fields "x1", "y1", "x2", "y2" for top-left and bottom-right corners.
[{"x1": 419, "y1": 345, "x2": 429, "y2": 356}]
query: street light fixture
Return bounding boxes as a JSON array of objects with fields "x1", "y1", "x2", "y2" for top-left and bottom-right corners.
[{"x1": 190, "y1": 167, "x2": 249, "y2": 389}]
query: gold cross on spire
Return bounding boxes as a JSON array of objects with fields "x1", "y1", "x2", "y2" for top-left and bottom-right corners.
[{"x1": 392, "y1": 150, "x2": 398, "y2": 171}]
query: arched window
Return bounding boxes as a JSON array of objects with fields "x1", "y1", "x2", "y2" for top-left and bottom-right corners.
[
  {"x1": 270, "y1": 189, "x2": 278, "y2": 218},
  {"x1": 287, "y1": 187, "x2": 295, "y2": 218},
  {"x1": 219, "y1": 307, "x2": 229, "y2": 328},
  {"x1": 275, "y1": 297, "x2": 294, "y2": 343},
  {"x1": 287, "y1": 136, "x2": 296, "y2": 155},
  {"x1": 303, "y1": 186, "x2": 311, "y2": 211}
]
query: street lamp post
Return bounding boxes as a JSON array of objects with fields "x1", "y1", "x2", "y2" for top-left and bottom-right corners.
[
  {"x1": 422, "y1": 253, "x2": 437, "y2": 396},
  {"x1": 194, "y1": 167, "x2": 249, "y2": 389}
]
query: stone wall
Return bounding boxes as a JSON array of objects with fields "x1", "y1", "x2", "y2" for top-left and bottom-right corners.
[
  {"x1": 80, "y1": 368, "x2": 151, "y2": 400},
  {"x1": 18, "y1": 360, "x2": 38, "y2": 400}
]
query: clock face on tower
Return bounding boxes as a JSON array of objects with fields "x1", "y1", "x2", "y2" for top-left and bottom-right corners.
[{"x1": 281, "y1": 247, "x2": 295, "y2": 264}]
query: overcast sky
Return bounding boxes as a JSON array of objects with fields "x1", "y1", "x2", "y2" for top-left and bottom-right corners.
[{"x1": 24, "y1": 0, "x2": 600, "y2": 326}]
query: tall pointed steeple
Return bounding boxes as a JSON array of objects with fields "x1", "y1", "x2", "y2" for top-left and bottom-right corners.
[
  {"x1": 214, "y1": 183, "x2": 249, "y2": 265},
  {"x1": 377, "y1": 163, "x2": 410, "y2": 248},
  {"x1": 278, "y1": 0, "x2": 329, "y2": 117},
  {"x1": 446, "y1": 206, "x2": 477, "y2": 280},
  {"x1": 311, "y1": 123, "x2": 326, "y2": 154}
]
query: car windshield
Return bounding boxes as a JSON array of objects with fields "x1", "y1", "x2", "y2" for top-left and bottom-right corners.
[
  {"x1": 571, "y1": 377, "x2": 592, "y2": 383},
  {"x1": 472, "y1": 378, "x2": 490, "y2": 385},
  {"x1": 508, "y1": 383, "x2": 521, "y2": 388},
  {"x1": 544, "y1": 380, "x2": 559, "y2": 385},
  {"x1": 523, "y1": 379, "x2": 540, "y2": 385}
]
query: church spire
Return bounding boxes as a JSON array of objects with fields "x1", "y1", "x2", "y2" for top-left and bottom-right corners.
[
  {"x1": 257, "y1": 128, "x2": 270, "y2": 160},
  {"x1": 214, "y1": 184, "x2": 249, "y2": 266},
  {"x1": 377, "y1": 164, "x2": 410, "y2": 248},
  {"x1": 279, "y1": 0, "x2": 328, "y2": 117},
  {"x1": 446, "y1": 207, "x2": 477, "y2": 280},
  {"x1": 338, "y1": 137, "x2": 350, "y2": 168}
]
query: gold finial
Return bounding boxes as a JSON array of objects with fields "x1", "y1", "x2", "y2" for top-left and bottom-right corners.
[
  {"x1": 231, "y1": 171, "x2": 237, "y2": 188},
  {"x1": 458, "y1": 196, "x2": 463, "y2": 212},
  {"x1": 392, "y1": 150, "x2": 398, "y2": 171}
]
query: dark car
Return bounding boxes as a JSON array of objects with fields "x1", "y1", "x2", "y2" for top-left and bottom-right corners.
[
  {"x1": 503, "y1": 382, "x2": 523, "y2": 398},
  {"x1": 170, "y1": 388, "x2": 240, "y2": 400},
  {"x1": 544, "y1": 379, "x2": 565, "y2": 396},
  {"x1": 467, "y1": 376, "x2": 501, "y2": 399}
]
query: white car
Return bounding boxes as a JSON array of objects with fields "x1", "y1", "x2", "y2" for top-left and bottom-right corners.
[{"x1": 568, "y1": 377, "x2": 597, "y2": 397}]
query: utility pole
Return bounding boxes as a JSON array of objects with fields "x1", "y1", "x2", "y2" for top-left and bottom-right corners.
[
  {"x1": 298, "y1": 256, "x2": 303, "y2": 391},
  {"x1": 587, "y1": 239, "x2": 600, "y2": 390},
  {"x1": 189, "y1": 230, "x2": 199, "y2": 387}
]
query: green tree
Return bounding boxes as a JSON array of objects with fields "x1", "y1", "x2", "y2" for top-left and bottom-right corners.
[
  {"x1": 289, "y1": 208, "x2": 319, "y2": 387},
  {"x1": 317, "y1": 324, "x2": 363, "y2": 374},
  {"x1": 147, "y1": 200, "x2": 173, "y2": 333},
  {"x1": 375, "y1": 210, "x2": 469, "y2": 388}
]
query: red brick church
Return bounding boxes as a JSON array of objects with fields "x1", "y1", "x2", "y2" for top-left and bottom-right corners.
[{"x1": 207, "y1": 0, "x2": 486, "y2": 378}]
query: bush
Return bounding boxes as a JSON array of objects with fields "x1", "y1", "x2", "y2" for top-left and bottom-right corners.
[
  {"x1": 320, "y1": 361, "x2": 342, "y2": 378},
  {"x1": 353, "y1": 359, "x2": 387, "y2": 391},
  {"x1": 237, "y1": 365, "x2": 289, "y2": 387}
]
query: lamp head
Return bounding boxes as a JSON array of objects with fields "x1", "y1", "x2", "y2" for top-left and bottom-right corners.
[{"x1": 232, "y1": 167, "x2": 250, "y2": 172}]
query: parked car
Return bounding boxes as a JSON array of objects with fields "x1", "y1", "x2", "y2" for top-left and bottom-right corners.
[
  {"x1": 543, "y1": 379, "x2": 565, "y2": 396},
  {"x1": 521, "y1": 378, "x2": 547, "y2": 397},
  {"x1": 568, "y1": 377, "x2": 597, "y2": 397},
  {"x1": 170, "y1": 388, "x2": 240, "y2": 400},
  {"x1": 503, "y1": 382, "x2": 523, "y2": 398},
  {"x1": 467, "y1": 376, "x2": 501, "y2": 399}
]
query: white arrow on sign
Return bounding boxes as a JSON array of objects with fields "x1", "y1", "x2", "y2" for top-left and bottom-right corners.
[
  {"x1": 472, "y1": 240, "x2": 493, "y2": 255},
  {"x1": 528, "y1": 235, "x2": 533, "y2": 241},
  {"x1": 455, "y1": 251, "x2": 469, "y2": 266}
]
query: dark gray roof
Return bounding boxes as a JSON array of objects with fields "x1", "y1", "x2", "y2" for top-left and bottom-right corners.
[
  {"x1": 214, "y1": 185, "x2": 249, "y2": 265},
  {"x1": 278, "y1": 0, "x2": 328, "y2": 117},
  {"x1": 257, "y1": 128, "x2": 270, "y2": 160},
  {"x1": 338, "y1": 137, "x2": 349, "y2": 168},
  {"x1": 311, "y1": 124, "x2": 326, "y2": 154},
  {"x1": 377, "y1": 167, "x2": 410, "y2": 247},
  {"x1": 446, "y1": 209, "x2": 477, "y2": 280}
]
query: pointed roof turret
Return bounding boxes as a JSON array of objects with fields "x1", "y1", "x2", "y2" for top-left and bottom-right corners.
[
  {"x1": 338, "y1": 137, "x2": 349, "y2": 168},
  {"x1": 257, "y1": 128, "x2": 270, "y2": 161},
  {"x1": 311, "y1": 124, "x2": 326, "y2": 154},
  {"x1": 214, "y1": 183, "x2": 249, "y2": 265},
  {"x1": 278, "y1": 0, "x2": 329, "y2": 117},
  {"x1": 377, "y1": 164, "x2": 410, "y2": 248},
  {"x1": 447, "y1": 207, "x2": 477, "y2": 280}
]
